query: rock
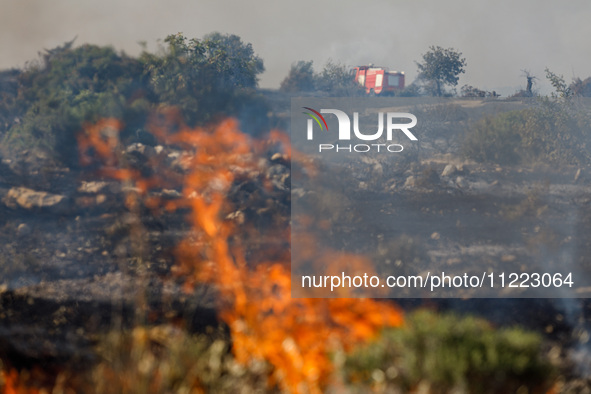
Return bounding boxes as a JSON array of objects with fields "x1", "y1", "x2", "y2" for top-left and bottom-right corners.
[
  {"x1": 160, "y1": 189, "x2": 182, "y2": 199},
  {"x1": 121, "y1": 186, "x2": 143, "y2": 194},
  {"x1": 75, "y1": 194, "x2": 108, "y2": 208},
  {"x1": 167, "y1": 151, "x2": 189, "y2": 170},
  {"x1": 455, "y1": 176, "x2": 468, "y2": 189},
  {"x1": 167, "y1": 151, "x2": 181, "y2": 160},
  {"x1": 270, "y1": 153, "x2": 289, "y2": 166},
  {"x1": 77, "y1": 181, "x2": 109, "y2": 194},
  {"x1": 126, "y1": 142, "x2": 156, "y2": 159},
  {"x1": 360, "y1": 156, "x2": 384, "y2": 178},
  {"x1": 267, "y1": 162, "x2": 290, "y2": 191},
  {"x1": 404, "y1": 175, "x2": 416, "y2": 188},
  {"x1": 3, "y1": 187, "x2": 69, "y2": 213},
  {"x1": 16, "y1": 223, "x2": 32, "y2": 237},
  {"x1": 291, "y1": 188, "x2": 307, "y2": 198},
  {"x1": 124, "y1": 144, "x2": 157, "y2": 177},
  {"x1": 226, "y1": 210, "x2": 245, "y2": 225},
  {"x1": 441, "y1": 164, "x2": 458, "y2": 177}
]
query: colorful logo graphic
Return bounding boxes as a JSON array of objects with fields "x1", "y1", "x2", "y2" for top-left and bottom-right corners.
[{"x1": 302, "y1": 107, "x2": 328, "y2": 131}]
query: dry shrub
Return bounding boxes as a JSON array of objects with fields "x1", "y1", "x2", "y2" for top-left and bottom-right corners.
[{"x1": 91, "y1": 326, "x2": 271, "y2": 394}]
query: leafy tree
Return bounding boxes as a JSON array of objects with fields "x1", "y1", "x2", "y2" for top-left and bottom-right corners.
[
  {"x1": 416, "y1": 46, "x2": 466, "y2": 96},
  {"x1": 280, "y1": 60, "x2": 315, "y2": 92},
  {"x1": 315, "y1": 60, "x2": 363, "y2": 96},
  {"x1": 202, "y1": 32, "x2": 264, "y2": 89},
  {"x1": 544, "y1": 68, "x2": 591, "y2": 98},
  {"x1": 545, "y1": 68, "x2": 572, "y2": 98},
  {"x1": 140, "y1": 33, "x2": 265, "y2": 126}
]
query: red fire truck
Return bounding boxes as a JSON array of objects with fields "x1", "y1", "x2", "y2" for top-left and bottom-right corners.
[{"x1": 353, "y1": 66, "x2": 405, "y2": 96}]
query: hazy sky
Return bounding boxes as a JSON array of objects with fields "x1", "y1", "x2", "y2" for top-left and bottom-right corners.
[{"x1": 2, "y1": 0, "x2": 591, "y2": 95}]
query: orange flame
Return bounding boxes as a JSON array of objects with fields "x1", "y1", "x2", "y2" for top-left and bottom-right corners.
[
  {"x1": 1, "y1": 369, "x2": 42, "y2": 394},
  {"x1": 76, "y1": 112, "x2": 403, "y2": 393}
]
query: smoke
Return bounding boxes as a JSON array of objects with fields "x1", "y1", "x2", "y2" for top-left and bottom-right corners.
[{"x1": 2, "y1": 0, "x2": 591, "y2": 95}]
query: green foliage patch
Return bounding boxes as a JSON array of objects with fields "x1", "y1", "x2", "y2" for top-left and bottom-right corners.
[
  {"x1": 416, "y1": 46, "x2": 467, "y2": 97},
  {"x1": 462, "y1": 99, "x2": 591, "y2": 166},
  {"x1": 344, "y1": 310, "x2": 555, "y2": 394},
  {"x1": 1, "y1": 33, "x2": 268, "y2": 167},
  {"x1": 279, "y1": 59, "x2": 364, "y2": 96}
]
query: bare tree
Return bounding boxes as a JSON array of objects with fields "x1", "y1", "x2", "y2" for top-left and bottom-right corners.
[{"x1": 521, "y1": 69, "x2": 537, "y2": 97}]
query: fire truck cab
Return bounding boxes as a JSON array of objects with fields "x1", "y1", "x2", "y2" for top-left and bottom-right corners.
[{"x1": 353, "y1": 66, "x2": 405, "y2": 96}]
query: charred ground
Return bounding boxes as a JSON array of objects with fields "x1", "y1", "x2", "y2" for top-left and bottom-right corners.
[{"x1": 2, "y1": 35, "x2": 591, "y2": 391}]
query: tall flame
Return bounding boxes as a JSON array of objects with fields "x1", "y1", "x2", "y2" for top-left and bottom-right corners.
[{"x1": 76, "y1": 112, "x2": 404, "y2": 392}]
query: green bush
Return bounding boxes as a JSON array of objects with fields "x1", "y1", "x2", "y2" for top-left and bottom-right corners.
[
  {"x1": 344, "y1": 310, "x2": 555, "y2": 393},
  {"x1": 1, "y1": 33, "x2": 268, "y2": 167},
  {"x1": 462, "y1": 100, "x2": 591, "y2": 166},
  {"x1": 280, "y1": 60, "x2": 315, "y2": 92},
  {"x1": 397, "y1": 83, "x2": 422, "y2": 97},
  {"x1": 461, "y1": 110, "x2": 523, "y2": 164},
  {"x1": 279, "y1": 60, "x2": 364, "y2": 95},
  {"x1": 315, "y1": 60, "x2": 364, "y2": 96},
  {"x1": 0, "y1": 69, "x2": 23, "y2": 138},
  {"x1": 2, "y1": 42, "x2": 145, "y2": 166}
]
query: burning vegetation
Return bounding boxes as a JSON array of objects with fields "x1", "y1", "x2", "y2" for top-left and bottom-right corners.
[
  {"x1": 0, "y1": 107, "x2": 404, "y2": 392},
  {"x1": 78, "y1": 111, "x2": 405, "y2": 392},
  {"x1": 2, "y1": 32, "x2": 591, "y2": 393}
]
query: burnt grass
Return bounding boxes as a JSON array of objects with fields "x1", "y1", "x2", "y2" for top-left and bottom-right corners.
[
  {"x1": 0, "y1": 163, "x2": 224, "y2": 370},
  {"x1": 2, "y1": 98, "x2": 591, "y2": 387}
]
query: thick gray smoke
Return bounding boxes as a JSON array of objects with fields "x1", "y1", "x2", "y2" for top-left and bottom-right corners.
[{"x1": 2, "y1": 0, "x2": 591, "y2": 95}]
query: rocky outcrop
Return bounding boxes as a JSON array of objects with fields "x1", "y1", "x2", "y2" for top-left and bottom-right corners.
[{"x1": 2, "y1": 187, "x2": 69, "y2": 213}]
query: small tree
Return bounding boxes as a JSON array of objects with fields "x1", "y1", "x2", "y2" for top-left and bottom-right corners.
[
  {"x1": 545, "y1": 68, "x2": 572, "y2": 98},
  {"x1": 280, "y1": 60, "x2": 315, "y2": 92},
  {"x1": 140, "y1": 33, "x2": 264, "y2": 126},
  {"x1": 202, "y1": 32, "x2": 265, "y2": 89},
  {"x1": 280, "y1": 60, "x2": 363, "y2": 95},
  {"x1": 315, "y1": 60, "x2": 362, "y2": 96},
  {"x1": 416, "y1": 46, "x2": 466, "y2": 96}
]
